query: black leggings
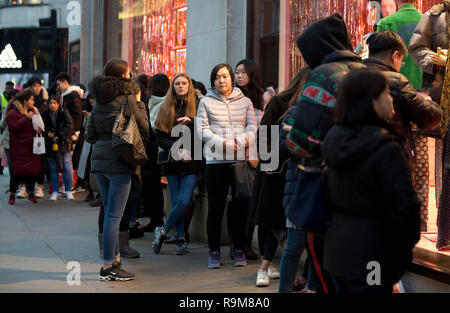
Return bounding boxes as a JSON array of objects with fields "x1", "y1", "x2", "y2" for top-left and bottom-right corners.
[
  {"x1": 258, "y1": 225, "x2": 280, "y2": 262},
  {"x1": 206, "y1": 164, "x2": 247, "y2": 252},
  {"x1": 10, "y1": 175, "x2": 36, "y2": 194}
]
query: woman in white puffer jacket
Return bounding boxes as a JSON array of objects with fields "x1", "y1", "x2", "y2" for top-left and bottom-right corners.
[{"x1": 196, "y1": 63, "x2": 257, "y2": 270}]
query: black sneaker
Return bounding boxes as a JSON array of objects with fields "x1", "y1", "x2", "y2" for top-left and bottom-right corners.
[
  {"x1": 99, "y1": 262, "x2": 135, "y2": 282},
  {"x1": 175, "y1": 239, "x2": 187, "y2": 255},
  {"x1": 129, "y1": 225, "x2": 145, "y2": 239},
  {"x1": 152, "y1": 227, "x2": 166, "y2": 254}
]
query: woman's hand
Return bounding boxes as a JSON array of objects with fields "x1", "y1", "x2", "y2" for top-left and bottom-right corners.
[
  {"x1": 224, "y1": 140, "x2": 239, "y2": 153},
  {"x1": 26, "y1": 111, "x2": 34, "y2": 120},
  {"x1": 136, "y1": 92, "x2": 141, "y2": 102},
  {"x1": 178, "y1": 148, "x2": 192, "y2": 162},
  {"x1": 177, "y1": 117, "x2": 192, "y2": 125},
  {"x1": 431, "y1": 52, "x2": 447, "y2": 67}
]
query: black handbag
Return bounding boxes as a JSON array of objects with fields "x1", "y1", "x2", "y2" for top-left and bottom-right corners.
[
  {"x1": 111, "y1": 96, "x2": 148, "y2": 167},
  {"x1": 233, "y1": 161, "x2": 256, "y2": 202}
]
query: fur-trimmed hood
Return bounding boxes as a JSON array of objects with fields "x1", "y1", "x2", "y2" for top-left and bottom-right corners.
[{"x1": 91, "y1": 76, "x2": 141, "y2": 104}]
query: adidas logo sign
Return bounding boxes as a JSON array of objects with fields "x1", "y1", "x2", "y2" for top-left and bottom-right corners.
[{"x1": 0, "y1": 44, "x2": 23, "y2": 69}]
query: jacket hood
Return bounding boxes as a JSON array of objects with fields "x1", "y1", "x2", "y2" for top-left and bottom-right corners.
[
  {"x1": 62, "y1": 85, "x2": 84, "y2": 99},
  {"x1": 148, "y1": 95, "x2": 166, "y2": 110},
  {"x1": 91, "y1": 76, "x2": 141, "y2": 104},
  {"x1": 323, "y1": 121, "x2": 398, "y2": 170},
  {"x1": 205, "y1": 87, "x2": 245, "y2": 103},
  {"x1": 296, "y1": 13, "x2": 353, "y2": 69}
]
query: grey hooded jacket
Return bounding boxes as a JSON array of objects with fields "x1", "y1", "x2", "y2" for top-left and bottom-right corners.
[{"x1": 196, "y1": 88, "x2": 257, "y2": 164}]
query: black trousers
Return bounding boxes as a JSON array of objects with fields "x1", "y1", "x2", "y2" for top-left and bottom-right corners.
[
  {"x1": 305, "y1": 232, "x2": 335, "y2": 294},
  {"x1": 258, "y1": 225, "x2": 280, "y2": 262},
  {"x1": 206, "y1": 163, "x2": 246, "y2": 252},
  {"x1": 10, "y1": 175, "x2": 36, "y2": 194},
  {"x1": 141, "y1": 172, "x2": 164, "y2": 224}
]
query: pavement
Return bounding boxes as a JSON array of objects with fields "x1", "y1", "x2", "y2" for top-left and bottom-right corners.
[{"x1": 0, "y1": 171, "x2": 281, "y2": 293}]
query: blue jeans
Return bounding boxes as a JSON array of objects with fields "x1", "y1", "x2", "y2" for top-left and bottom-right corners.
[
  {"x1": 163, "y1": 174, "x2": 198, "y2": 239},
  {"x1": 95, "y1": 173, "x2": 132, "y2": 264},
  {"x1": 47, "y1": 152, "x2": 73, "y2": 192},
  {"x1": 332, "y1": 276, "x2": 393, "y2": 294},
  {"x1": 279, "y1": 227, "x2": 306, "y2": 293}
]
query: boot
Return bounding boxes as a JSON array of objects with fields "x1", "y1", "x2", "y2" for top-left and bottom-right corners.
[
  {"x1": 98, "y1": 234, "x2": 103, "y2": 259},
  {"x1": 119, "y1": 232, "x2": 140, "y2": 258}
]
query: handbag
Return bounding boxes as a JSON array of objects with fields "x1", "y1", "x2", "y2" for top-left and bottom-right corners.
[
  {"x1": 33, "y1": 134, "x2": 46, "y2": 155},
  {"x1": 157, "y1": 147, "x2": 171, "y2": 165},
  {"x1": 233, "y1": 161, "x2": 256, "y2": 202},
  {"x1": 112, "y1": 96, "x2": 148, "y2": 167},
  {"x1": 283, "y1": 161, "x2": 330, "y2": 236}
]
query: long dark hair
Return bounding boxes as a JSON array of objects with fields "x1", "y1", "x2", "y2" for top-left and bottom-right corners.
[
  {"x1": 149, "y1": 74, "x2": 170, "y2": 97},
  {"x1": 334, "y1": 69, "x2": 388, "y2": 127},
  {"x1": 236, "y1": 59, "x2": 264, "y2": 111}
]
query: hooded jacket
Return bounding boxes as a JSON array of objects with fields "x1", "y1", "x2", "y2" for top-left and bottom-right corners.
[
  {"x1": 61, "y1": 85, "x2": 84, "y2": 132},
  {"x1": 364, "y1": 58, "x2": 442, "y2": 157},
  {"x1": 86, "y1": 76, "x2": 151, "y2": 175},
  {"x1": 409, "y1": 1, "x2": 450, "y2": 75},
  {"x1": 287, "y1": 14, "x2": 364, "y2": 163},
  {"x1": 196, "y1": 88, "x2": 257, "y2": 164},
  {"x1": 322, "y1": 120, "x2": 421, "y2": 285},
  {"x1": 148, "y1": 95, "x2": 166, "y2": 129}
]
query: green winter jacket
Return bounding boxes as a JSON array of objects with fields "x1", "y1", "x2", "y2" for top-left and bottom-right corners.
[{"x1": 378, "y1": 4, "x2": 424, "y2": 90}]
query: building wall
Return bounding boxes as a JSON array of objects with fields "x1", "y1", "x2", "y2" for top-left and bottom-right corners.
[{"x1": 186, "y1": 0, "x2": 246, "y2": 87}]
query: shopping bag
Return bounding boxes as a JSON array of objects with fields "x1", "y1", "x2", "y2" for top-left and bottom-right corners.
[{"x1": 33, "y1": 134, "x2": 46, "y2": 155}]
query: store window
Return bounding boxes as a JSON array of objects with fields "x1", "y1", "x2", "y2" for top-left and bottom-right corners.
[
  {"x1": 247, "y1": 0, "x2": 280, "y2": 89},
  {"x1": 118, "y1": 0, "x2": 186, "y2": 80}
]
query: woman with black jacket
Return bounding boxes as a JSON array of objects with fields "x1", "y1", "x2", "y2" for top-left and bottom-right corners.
[
  {"x1": 86, "y1": 58, "x2": 150, "y2": 282},
  {"x1": 322, "y1": 69, "x2": 421, "y2": 293},
  {"x1": 152, "y1": 73, "x2": 204, "y2": 256},
  {"x1": 42, "y1": 96, "x2": 74, "y2": 201}
]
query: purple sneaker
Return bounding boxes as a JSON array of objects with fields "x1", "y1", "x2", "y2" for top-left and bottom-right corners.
[
  {"x1": 208, "y1": 251, "x2": 221, "y2": 269},
  {"x1": 233, "y1": 249, "x2": 247, "y2": 267}
]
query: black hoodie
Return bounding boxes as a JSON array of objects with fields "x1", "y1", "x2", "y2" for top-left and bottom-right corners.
[
  {"x1": 322, "y1": 121, "x2": 421, "y2": 285},
  {"x1": 287, "y1": 14, "x2": 364, "y2": 163},
  {"x1": 296, "y1": 13, "x2": 353, "y2": 70}
]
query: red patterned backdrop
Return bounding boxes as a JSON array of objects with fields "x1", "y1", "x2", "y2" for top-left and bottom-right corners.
[
  {"x1": 289, "y1": 0, "x2": 437, "y2": 76},
  {"x1": 120, "y1": 0, "x2": 187, "y2": 80}
]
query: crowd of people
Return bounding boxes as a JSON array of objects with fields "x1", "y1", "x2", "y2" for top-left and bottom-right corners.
[{"x1": 0, "y1": 0, "x2": 449, "y2": 294}]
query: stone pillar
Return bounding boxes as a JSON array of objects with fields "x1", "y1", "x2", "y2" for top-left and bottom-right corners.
[
  {"x1": 80, "y1": 0, "x2": 104, "y2": 86},
  {"x1": 186, "y1": 0, "x2": 247, "y2": 245},
  {"x1": 186, "y1": 0, "x2": 246, "y2": 87}
]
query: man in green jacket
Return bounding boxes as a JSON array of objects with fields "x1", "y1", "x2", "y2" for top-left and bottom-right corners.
[{"x1": 378, "y1": 0, "x2": 423, "y2": 90}]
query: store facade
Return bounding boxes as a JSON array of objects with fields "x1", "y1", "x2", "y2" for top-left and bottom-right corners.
[{"x1": 88, "y1": 0, "x2": 449, "y2": 286}]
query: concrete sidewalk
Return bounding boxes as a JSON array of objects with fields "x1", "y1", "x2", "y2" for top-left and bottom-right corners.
[{"x1": 0, "y1": 173, "x2": 280, "y2": 293}]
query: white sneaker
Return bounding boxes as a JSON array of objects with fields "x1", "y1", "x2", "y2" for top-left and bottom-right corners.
[
  {"x1": 256, "y1": 269, "x2": 270, "y2": 287},
  {"x1": 66, "y1": 192, "x2": 74, "y2": 201},
  {"x1": 268, "y1": 264, "x2": 280, "y2": 280},
  {"x1": 35, "y1": 185, "x2": 45, "y2": 198},
  {"x1": 50, "y1": 192, "x2": 58, "y2": 201},
  {"x1": 17, "y1": 185, "x2": 27, "y2": 198}
]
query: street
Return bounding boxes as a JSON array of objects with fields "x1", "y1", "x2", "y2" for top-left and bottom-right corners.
[{"x1": 0, "y1": 172, "x2": 280, "y2": 293}]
